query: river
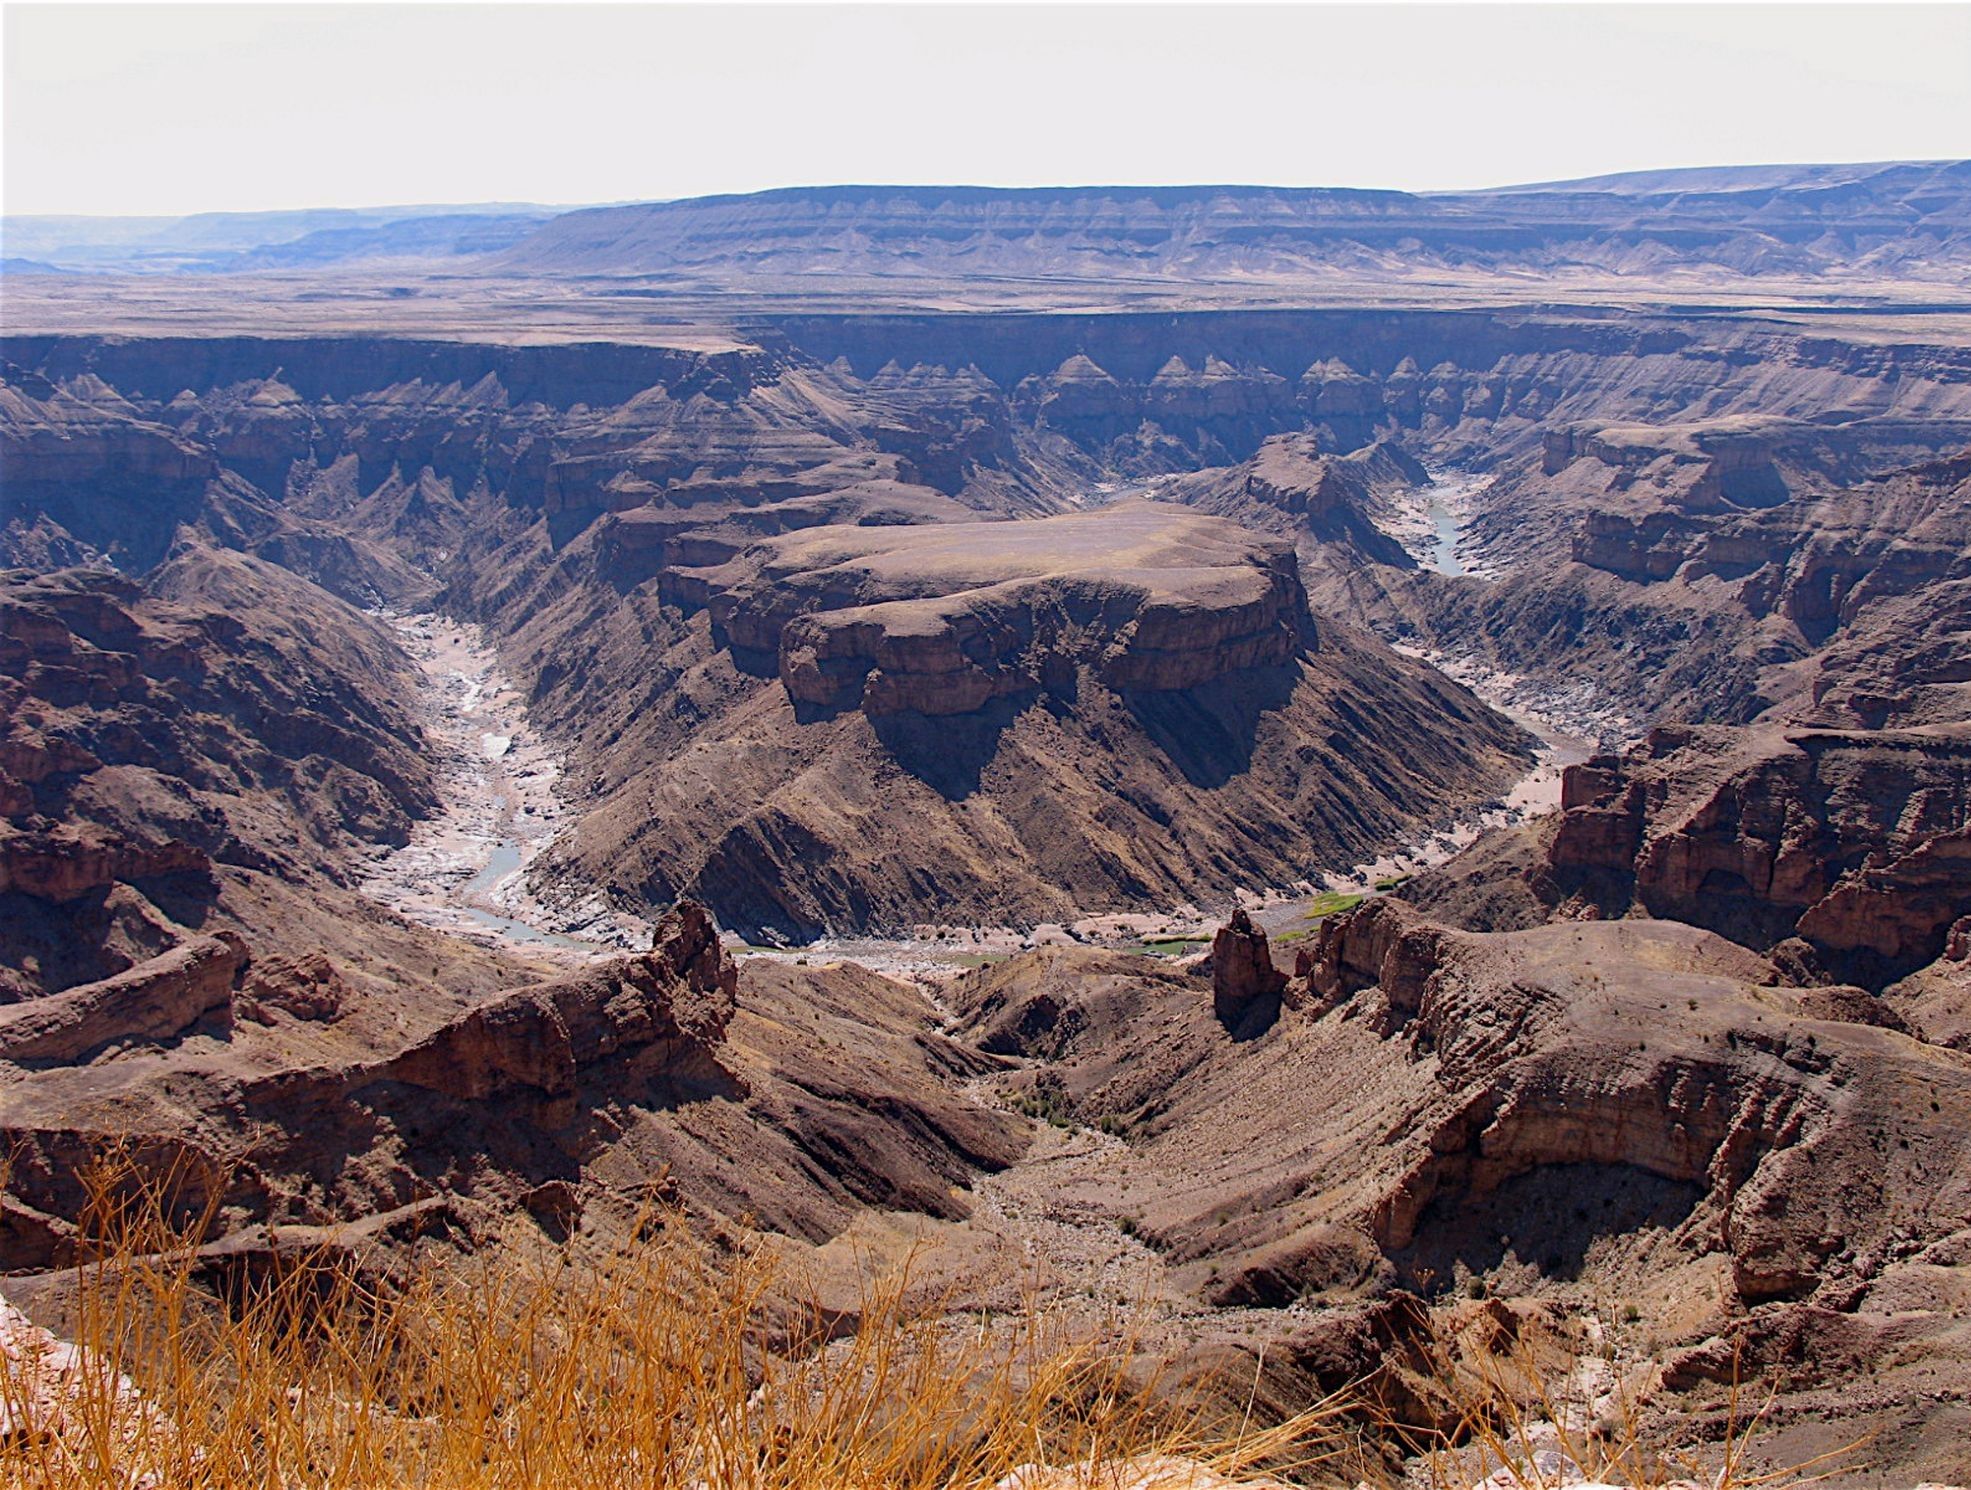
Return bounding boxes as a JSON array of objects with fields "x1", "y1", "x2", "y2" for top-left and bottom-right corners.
[
  {"x1": 361, "y1": 486, "x2": 1621, "y2": 975},
  {"x1": 357, "y1": 614, "x2": 632, "y2": 961}
]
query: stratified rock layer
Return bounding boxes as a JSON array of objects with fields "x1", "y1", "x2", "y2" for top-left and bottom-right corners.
[
  {"x1": 1210, "y1": 908, "x2": 1286, "y2": 1031},
  {"x1": 686, "y1": 503, "x2": 1308, "y2": 715},
  {"x1": 385, "y1": 903, "x2": 736, "y2": 1100},
  {"x1": 1407, "y1": 723, "x2": 1971, "y2": 990}
]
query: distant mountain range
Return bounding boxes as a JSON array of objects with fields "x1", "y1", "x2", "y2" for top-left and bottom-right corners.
[
  {"x1": 6, "y1": 160, "x2": 1967, "y2": 284},
  {"x1": 0, "y1": 203, "x2": 562, "y2": 274}
]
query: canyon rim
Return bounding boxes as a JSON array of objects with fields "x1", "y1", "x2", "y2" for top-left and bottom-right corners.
[{"x1": 3, "y1": 3, "x2": 1971, "y2": 1485}]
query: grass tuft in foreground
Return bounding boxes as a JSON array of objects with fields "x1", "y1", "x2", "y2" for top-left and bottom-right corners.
[
  {"x1": 0, "y1": 1159, "x2": 1870, "y2": 1490},
  {"x1": 0, "y1": 1157, "x2": 1340, "y2": 1490}
]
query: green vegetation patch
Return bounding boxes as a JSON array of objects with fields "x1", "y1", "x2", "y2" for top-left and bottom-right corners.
[
  {"x1": 1140, "y1": 935, "x2": 1209, "y2": 954},
  {"x1": 1301, "y1": 891, "x2": 1366, "y2": 921}
]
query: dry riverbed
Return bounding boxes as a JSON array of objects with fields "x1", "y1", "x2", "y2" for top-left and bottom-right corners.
[
  {"x1": 359, "y1": 590, "x2": 1621, "y2": 983},
  {"x1": 358, "y1": 615, "x2": 637, "y2": 962}
]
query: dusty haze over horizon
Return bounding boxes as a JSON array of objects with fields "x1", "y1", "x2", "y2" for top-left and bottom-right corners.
[{"x1": 5, "y1": 1, "x2": 1970, "y2": 219}]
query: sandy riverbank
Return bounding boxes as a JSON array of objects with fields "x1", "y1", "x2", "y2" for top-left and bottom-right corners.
[
  {"x1": 357, "y1": 604, "x2": 1622, "y2": 984},
  {"x1": 357, "y1": 615, "x2": 636, "y2": 963}
]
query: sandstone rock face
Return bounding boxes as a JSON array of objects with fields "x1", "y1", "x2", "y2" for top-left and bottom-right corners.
[
  {"x1": 0, "y1": 933, "x2": 246, "y2": 1065},
  {"x1": 0, "y1": 373, "x2": 219, "y2": 571},
  {"x1": 686, "y1": 503, "x2": 1310, "y2": 717},
  {"x1": 1157, "y1": 435, "x2": 1426, "y2": 621},
  {"x1": 0, "y1": 825, "x2": 210, "y2": 903},
  {"x1": 1279, "y1": 900, "x2": 1971, "y2": 1306},
  {"x1": 235, "y1": 949, "x2": 351, "y2": 1023},
  {"x1": 943, "y1": 902, "x2": 1971, "y2": 1465},
  {"x1": 1541, "y1": 724, "x2": 1971, "y2": 985},
  {"x1": 0, "y1": 914, "x2": 1025, "y2": 1272},
  {"x1": 772, "y1": 310, "x2": 1971, "y2": 482},
  {"x1": 0, "y1": 557, "x2": 441, "y2": 996},
  {"x1": 1301, "y1": 895, "x2": 1464, "y2": 1019},
  {"x1": 1209, "y1": 908, "x2": 1286, "y2": 1030},
  {"x1": 1417, "y1": 426, "x2": 1971, "y2": 732},
  {"x1": 1543, "y1": 420, "x2": 1791, "y2": 512},
  {"x1": 384, "y1": 903, "x2": 736, "y2": 1101}
]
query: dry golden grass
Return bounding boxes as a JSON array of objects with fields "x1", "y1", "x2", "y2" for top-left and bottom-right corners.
[
  {"x1": 0, "y1": 1159, "x2": 1874, "y2": 1490},
  {"x1": 0, "y1": 1158, "x2": 1345, "y2": 1490},
  {"x1": 1395, "y1": 1306, "x2": 1864, "y2": 1490}
]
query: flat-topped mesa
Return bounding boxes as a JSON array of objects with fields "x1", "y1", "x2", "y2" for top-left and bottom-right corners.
[{"x1": 685, "y1": 502, "x2": 1312, "y2": 717}]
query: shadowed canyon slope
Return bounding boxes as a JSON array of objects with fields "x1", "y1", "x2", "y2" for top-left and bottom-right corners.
[
  {"x1": 4, "y1": 165, "x2": 1971, "y2": 1483},
  {"x1": 505, "y1": 501, "x2": 1524, "y2": 937}
]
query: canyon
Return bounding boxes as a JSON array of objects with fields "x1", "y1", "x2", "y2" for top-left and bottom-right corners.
[{"x1": 2, "y1": 165, "x2": 1970, "y2": 1484}]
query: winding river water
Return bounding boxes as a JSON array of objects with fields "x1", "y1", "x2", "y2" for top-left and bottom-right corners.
[{"x1": 362, "y1": 477, "x2": 1616, "y2": 972}]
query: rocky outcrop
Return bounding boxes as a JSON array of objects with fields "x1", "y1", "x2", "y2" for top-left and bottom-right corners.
[
  {"x1": 384, "y1": 903, "x2": 737, "y2": 1101},
  {"x1": 1289, "y1": 903, "x2": 1971, "y2": 1305},
  {"x1": 1299, "y1": 896, "x2": 1463, "y2": 1021},
  {"x1": 235, "y1": 948, "x2": 352, "y2": 1023},
  {"x1": 0, "y1": 556, "x2": 440, "y2": 992},
  {"x1": 1239, "y1": 437, "x2": 1421, "y2": 561},
  {"x1": 1543, "y1": 420, "x2": 1790, "y2": 511},
  {"x1": 1541, "y1": 724, "x2": 1971, "y2": 985},
  {"x1": 0, "y1": 826, "x2": 210, "y2": 902},
  {"x1": 1159, "y1": 435, "x2": 1427, "y2": 594},
  {"x1": 687, "y1": 503, "x2": 1311, "y2": 717},
  {"x1": 1209, "y1": 908, "x2": 1286, "y2": 1031},
  {"x1": 526, "y1": 508, "x2": 1527, "y2": 940},
  {"x1": 1420, "y1": 426, "x2": 1971, "y2": 732},
  {"x1": 0, "y1": 919, "x2": 1026, "y2": 1275},
  {"x1": 0, "y1": 933, "x2": 246, "y2": 1065}
]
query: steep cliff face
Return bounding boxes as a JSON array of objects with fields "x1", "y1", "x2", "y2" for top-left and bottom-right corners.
[
  {"x1": 10, "y1": 314, "x2": 1970, "y2": 581},
  {"x1": 1550, "y1": 726, "x2": 1971, "y2": 985},
  {"x1": 0, "y1": 336, "x2": 1063, "y2": 613},
  {"x1": 1402, "y1": 722, "x2": 1971, "y2": 993},
  {"x1": 0, "y1": 553, "x2": 463, "y2": 1003},
  {"x1": 768, "y1": 310, "x2": 1971, "y2": 473},
  {"x1": 0, "y1": 369, "x2": 221, "y2": 571},
  {"x1": 945, "y1": 896, "x2": 1971, "y2": 1430},
  {"x1": 509, "y1": 528, "x2": 1528, "y2": 939},
  {"x1": 1285, "y1": 900, "x2": 1971, "y2": 1305},
  {"x1": 0, "y1": 902, "x2": 1025, "y2": 1269},
  {"x1": 689, "y1": 504, "x2": 1309, "y2": 715},
  {"x1": 1409, "y1": 431, "x2": 1971, "y2": 729}
]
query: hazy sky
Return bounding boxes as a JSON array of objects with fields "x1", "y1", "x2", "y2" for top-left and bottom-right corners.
[{"x1": 6, "y1": 2, "x2": 1969, "y2": 217}]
